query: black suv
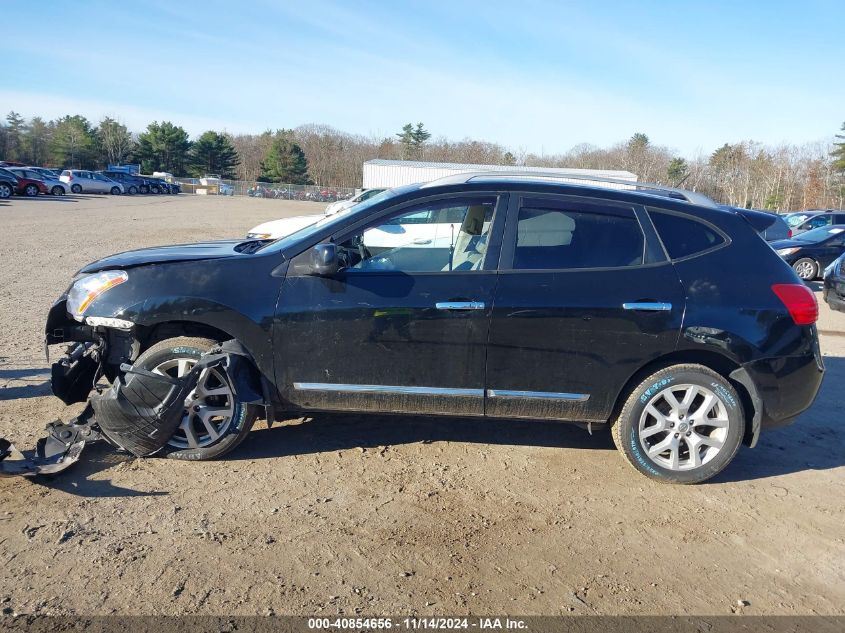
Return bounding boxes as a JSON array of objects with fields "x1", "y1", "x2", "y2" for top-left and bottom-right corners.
[
  {"x1": 100, "y1": 171, "x2": 148, "y2": 195},
  {"x1": 42, "y1": 174, "x2": 824, "y2": 484}
]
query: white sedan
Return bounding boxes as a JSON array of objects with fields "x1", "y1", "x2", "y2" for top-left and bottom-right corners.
[{"x1": 325, "y1": 188, "x2": 386, "y2": 215}]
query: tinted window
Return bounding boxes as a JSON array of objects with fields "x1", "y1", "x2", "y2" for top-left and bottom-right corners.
[
  {"x1": 513, "y1": 205, "x2": 644, "y2": 270},
  {"x1": 649, "y1": 210, "x2": 724, "y2": 260},
  {"x1": 337, "y1": 197, "x2": 496, "y2": 273}
]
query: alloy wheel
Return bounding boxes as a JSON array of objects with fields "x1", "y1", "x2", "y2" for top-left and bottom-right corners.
[
  {"x1": 151, "y1": 358, "x2": 236, "y2": 449},
  {"x1": 638, "y1": 384, "x2": 729, "y2": 471},
  {"x1": 0, "y1": 184, "x2": 10, "y2": 198},
  {"x1": 794, "y1": 260, "x2": 816, "y2": 280}
]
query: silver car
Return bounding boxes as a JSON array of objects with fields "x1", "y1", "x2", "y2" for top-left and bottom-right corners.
[
  {"x1": 12, "y1": 167, "x2": 68, "y2": 195},
  {"x1": 60, "y1": 170, "x2": 124, "y2": 195}
]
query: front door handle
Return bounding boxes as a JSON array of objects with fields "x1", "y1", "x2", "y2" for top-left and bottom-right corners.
[
  {"x1": 436, "y1": 301, "x2": 486, "y2": 311},
  {"x1": 622, "y1": 302, "x2": 672, "y2": 311}
]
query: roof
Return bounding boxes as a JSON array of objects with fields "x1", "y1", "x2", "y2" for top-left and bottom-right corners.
[{"x1": 364, "y1": 159, "x2": 636, "y2": 180}]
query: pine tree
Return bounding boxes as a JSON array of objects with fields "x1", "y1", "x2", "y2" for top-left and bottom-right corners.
[
  {"x1": 259, "y1": 133, "x2": 311, "y2": 184},
  {"x1": 49, "y1": 115, "x2": 97, "y2": 169},
  {"x1": 667, "y1": 157, "x2": 689, "y2": 185},
  {"x1": 833, "y1": 122, "x2": 845, "y2": 173},
  {"x1": 136, "y1": 121, "x2": 192, "y2": 174},
  {"x1": 25, "y1": 117, "x2": 53, "y2": 166},
  {"x1": 5, "y1": 111, "x2": 25, "y2": 161},
  {"x1": 189, "y1": 131, "x2": 240, "y2": 178},
  {"x1": 395, "y1": 122, "x2": 431, "y2": 160}
]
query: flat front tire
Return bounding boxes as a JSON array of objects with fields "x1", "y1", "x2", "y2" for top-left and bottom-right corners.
[
  {"x1": 132, "y1": 337, "x2": 258, "y2": 461},
  {"x1": 611, "y1": 364, "x2": 745, "y2": 484}
]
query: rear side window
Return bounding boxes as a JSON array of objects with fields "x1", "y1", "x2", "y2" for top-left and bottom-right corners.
[
  {"x1": 514, "y1": 204, "x2": 645, "y2": 270},
  {"x1": 649, "y1": 210, "x2": 725, "y2": 260}
]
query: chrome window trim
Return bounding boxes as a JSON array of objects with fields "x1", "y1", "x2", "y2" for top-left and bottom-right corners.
[{"x1": 293, "y1": 383, "x2": 484, "y2": 397}]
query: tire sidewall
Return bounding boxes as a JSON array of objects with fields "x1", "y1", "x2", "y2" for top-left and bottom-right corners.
[
  {"x1": 133, "y1": 339, "x2": 253, "y2": 461},
  {"x1": 51, "y1": 185, "x2": 64, "y2": 196},
  {"x1": 128, "y1": 186, "x2": 138, "y2": 195},
  {"x1": 71, "y1": 184, "x2": 82, "y2": 193},
  {"x1": 0, "y1": 183, "x2": 10, "y2": 198},
  {"x1": 25, "y1": 184, "x2": 38, "y2": 196},
  {"x1": 618, "y1": 368, "x2": 745, "y2": 484}
]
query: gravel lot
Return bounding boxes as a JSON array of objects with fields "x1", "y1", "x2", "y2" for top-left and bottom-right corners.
[{"x1": 0, "y1": 194, "x2": 843, "y2": 617}]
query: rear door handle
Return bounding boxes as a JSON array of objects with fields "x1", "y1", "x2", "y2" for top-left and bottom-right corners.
[
  {"x1": 436, "y1": 301, "x2": 486, "y2": 311},
  {"x1": 622, "y1": 302, "x2": 672, "y2": 311}
]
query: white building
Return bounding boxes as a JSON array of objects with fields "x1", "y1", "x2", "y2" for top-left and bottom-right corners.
[{"x1": 362, "y1": 159, "x2": 637, "y2": 189}]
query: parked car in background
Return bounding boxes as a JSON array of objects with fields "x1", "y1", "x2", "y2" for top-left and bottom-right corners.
[
  {"x1": 0, "y1": 166, "x2": 47, "y2": 196},
  {"x1": 823, "y1": 252, "x2": 845, "y2": 312},
  {"x1": 60, "y1": 170, "x2": 124, "y2": 195},
  {"x1": 101, "y1": 170, "x2": 148, "y2": 195},
  {"x1": 142, "y1": 176, "x2": 170, "y2": 194},
  {"x1": 784, "y1": 210, "x2": 845, "y2": 235},
  {"x1": 771, "y1": 225, "x2": 845, "y2": 280},
  {"x1": 10, "y1": 167, "x2": 67, "y2": 195},
  {"x1": 200, "y1": 175, "x2": 234, "y2": 195},
  {"x1": 0, "y1": 170, "x2": 16, "y2": 199},
  {"x1": 28, "y1": 167, "x2": 62, "y2": 179},
  {"x1": 325, "y1": 188, "x2": 387, "y2": 215}
]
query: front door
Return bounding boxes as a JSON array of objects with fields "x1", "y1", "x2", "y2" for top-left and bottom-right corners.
[
  {"x1": 486, "y1": 193, "x2": 684, "y2": 422},
  {"x1": 274, "y1": 193, "x2": 507, "y2": 416}
]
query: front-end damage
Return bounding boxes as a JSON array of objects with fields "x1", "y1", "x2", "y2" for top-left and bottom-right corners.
[{"x1": 2, "y1": 301, "x2": 268, "y2": 476}]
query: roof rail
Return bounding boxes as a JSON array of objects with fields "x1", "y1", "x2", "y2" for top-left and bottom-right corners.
[{"x1": 421, "y1": 170, "x2": 717, "y2": 208}]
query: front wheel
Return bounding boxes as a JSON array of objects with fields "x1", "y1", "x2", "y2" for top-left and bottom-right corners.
[
  {"x1": 110, "y1": 186, "x2": 121, "y2": 195},
  {"x1": 51, "y1": 185, "x2": 65, "y2": 196},
  {"x1": 611, "y1": 365, "x2": 744, "y2": 484},
  {"x1": 150, "y1": 185, "x2": 161, "y2": 194},
  {"x1": 0, "y1": 183, "x2": 11, "y2": 198},
  {"x1": 132, "y1": 337, "x2": 257, "y2": 460},
  {"x1": 793, "y1": 258, "x2": 818, "y2": 281},
  {"x1": 71, "y1": 184, "x2": 82, "y2": 194}
]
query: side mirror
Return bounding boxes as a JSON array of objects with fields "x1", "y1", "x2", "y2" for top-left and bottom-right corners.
[{"x1": 306, "y1": 243, "x2": 339, "y2": 276}]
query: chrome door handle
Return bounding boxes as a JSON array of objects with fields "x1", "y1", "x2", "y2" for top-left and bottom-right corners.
[
  {"x1": 622, "y1": 302, "x2": 672, "y2": 311},
  {"x1": 436, "y1": 301, "x2": 486, "y2": 311}
]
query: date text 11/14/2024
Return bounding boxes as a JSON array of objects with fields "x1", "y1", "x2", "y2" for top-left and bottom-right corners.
[{"x1": 307, "y1": 618, "x2": 528, "y2": 630}]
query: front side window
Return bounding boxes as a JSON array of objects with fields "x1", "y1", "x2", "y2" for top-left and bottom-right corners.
[
  {"x1": 649, "y1": 209, "x2": 725, "y2": 260},
  {"x1": 337, "y1": 197, "x2": 496, "y2": 273},
  {"x1": 805, "y1": 216, "x2": 831, "y2": 230},
  {"x1": 513, "y1": 203, "x2": 645, "y2": 270}
]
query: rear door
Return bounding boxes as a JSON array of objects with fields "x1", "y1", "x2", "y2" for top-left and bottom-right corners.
[{"x1": 486, "y1": 193, "x2": 684, "y2": 422}]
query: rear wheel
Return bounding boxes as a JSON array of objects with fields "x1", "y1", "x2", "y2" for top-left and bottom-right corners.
[
  {"x1": 793, "y1": 258, "x2": 818, "y2": 281},
  {"x1": 140, "y1": 185, "x2": 149, "y2": 194},
  {"x1": 0, "y1": 183, "x2": 11, "y2": 198},
  {"x1": 611, "y1": 365, "x2": 744, "y2": 484},
  {"x1": 132, "y1": 337, "x2": 257, "y2": 460},
  {"x1": 24, "y1": 184, "x2": 39, "y2": 197},
  {"x1": 71, "y1": 184, "x2": 82, "y2": 194},
  {"x1": 127, "y1": 185, "x2": 138, "y2": 195},
  {"x1": 110, "y1": 186, "x2": 121, "y2": 195},
  {"x1": 51, "y1": 185, "x2": 65, "y2": 196}
]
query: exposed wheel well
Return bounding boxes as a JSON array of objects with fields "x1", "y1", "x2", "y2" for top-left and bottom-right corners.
[
  {"x1": 141, "y1": 321, "x2": 235, "y2": 350},
  {"x1": 609, "y1": 349, "x2": 757, "y2": 446}
]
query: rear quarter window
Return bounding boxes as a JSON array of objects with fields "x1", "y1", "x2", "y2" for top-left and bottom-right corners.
[{"x1": 649, "y1": 209, "x2": 725, "y2": 260}]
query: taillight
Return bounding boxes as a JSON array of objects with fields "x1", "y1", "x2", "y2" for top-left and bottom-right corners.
[
  {"x1": 787, "y1": 229, "x2": 793, "y2": 238},
  {"x1": 771, "y1": 284, "x2": 818, "y2": 325}
]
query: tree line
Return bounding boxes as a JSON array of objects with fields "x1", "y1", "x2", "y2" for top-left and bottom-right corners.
[{"x1": 1, "y1": 110, "x2": 843, "y2": 210}]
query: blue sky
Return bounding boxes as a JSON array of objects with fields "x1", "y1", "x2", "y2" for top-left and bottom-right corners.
[{"x1": 1, "y1": 0, "x2": 843, "y2": 156}]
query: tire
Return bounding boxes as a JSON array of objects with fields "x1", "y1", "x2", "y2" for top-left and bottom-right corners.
[
  {"x1": 131, "y1": 336, "x2": 257, "y2": 461},
  {"x1": 127, "y1": 185, "x2": 138, "y2": 195},
  {"x1": 792, "y1": 258, "x2": 818, "y2": 281},
  {"x1": 0, "y1": 183, "x2": 11, "y2": 199},
  {"x1": 110, "y1": 186, "x2": 121, "y2": 195},
  {"x1": 611, "y1": 364, "x2": 745, "y2": 484},
  {"x1": 140, "y1": 185, "x2": 149, "y2": 194},
  {"x1": 71, "y1": 184, "x2": 82, "y2": 194},
  {"x1": 24, "y1": 184, "x2": 39, "y2": 197},
  {"x1": 150, "y1": 185, "x2": 160, "y2": 194}
]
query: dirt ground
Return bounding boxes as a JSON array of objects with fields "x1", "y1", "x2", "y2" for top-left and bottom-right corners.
[{"x1": 0, "y1": 194, "x2": 843, "y2": 617}]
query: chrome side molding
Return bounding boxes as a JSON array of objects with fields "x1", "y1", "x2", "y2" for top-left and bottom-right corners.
[
  {"x1": 293, "y1": 383, "x2": 589, "y2": 402},
  {"x1": 435, "y1": 301, "x2": 486, "y2": 311},
  {"x1": 487, "y1": 389, "x2": 590, "y2": 402},
  {"x1": 622, "y1": 302, "x2": 672, "y2": 311},
  {"x1": 293, "y1": 383, "x2": 484, "y2": 397}
]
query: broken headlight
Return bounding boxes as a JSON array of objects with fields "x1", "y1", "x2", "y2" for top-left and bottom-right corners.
[{"x1": 67, "y1": 270, "x2": 128, "y2": 321}]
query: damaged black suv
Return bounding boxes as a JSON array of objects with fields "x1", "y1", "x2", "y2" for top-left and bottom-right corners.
[{"x1": 27, "y1": 173, "x2": 824, "y2": 483}]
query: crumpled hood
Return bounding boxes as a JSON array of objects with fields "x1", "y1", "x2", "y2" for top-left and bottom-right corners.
[{"x1": 78, "y1": 240, "x2": 246, "y2": 273}]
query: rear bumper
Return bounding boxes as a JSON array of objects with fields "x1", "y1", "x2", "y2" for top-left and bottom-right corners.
[
  {"x1": 737, "y1": 348, "x2": 824, "y2": 445},
  {"x1": 823, "y1": 282, "x2": 845, "y2": 313}
]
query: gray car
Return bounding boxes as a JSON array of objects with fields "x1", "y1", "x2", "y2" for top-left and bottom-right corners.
[
  {"x1": 12, "y1": 167, "x2": 68, "y2": 195},
  {"x1": 60, "y1": 170, "x2": 124, "y2": 195}
]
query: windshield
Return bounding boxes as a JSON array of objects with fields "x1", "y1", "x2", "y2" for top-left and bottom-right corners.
[
  {"x1": 258, "y1": 185, "x2": 419, "y2": 252},
  {"x1": 794, "y1": 226, "x2": 845, "y2": 242},
  {"x1": 785, "y1": 213, "x2": 812, "y2": 227}
]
